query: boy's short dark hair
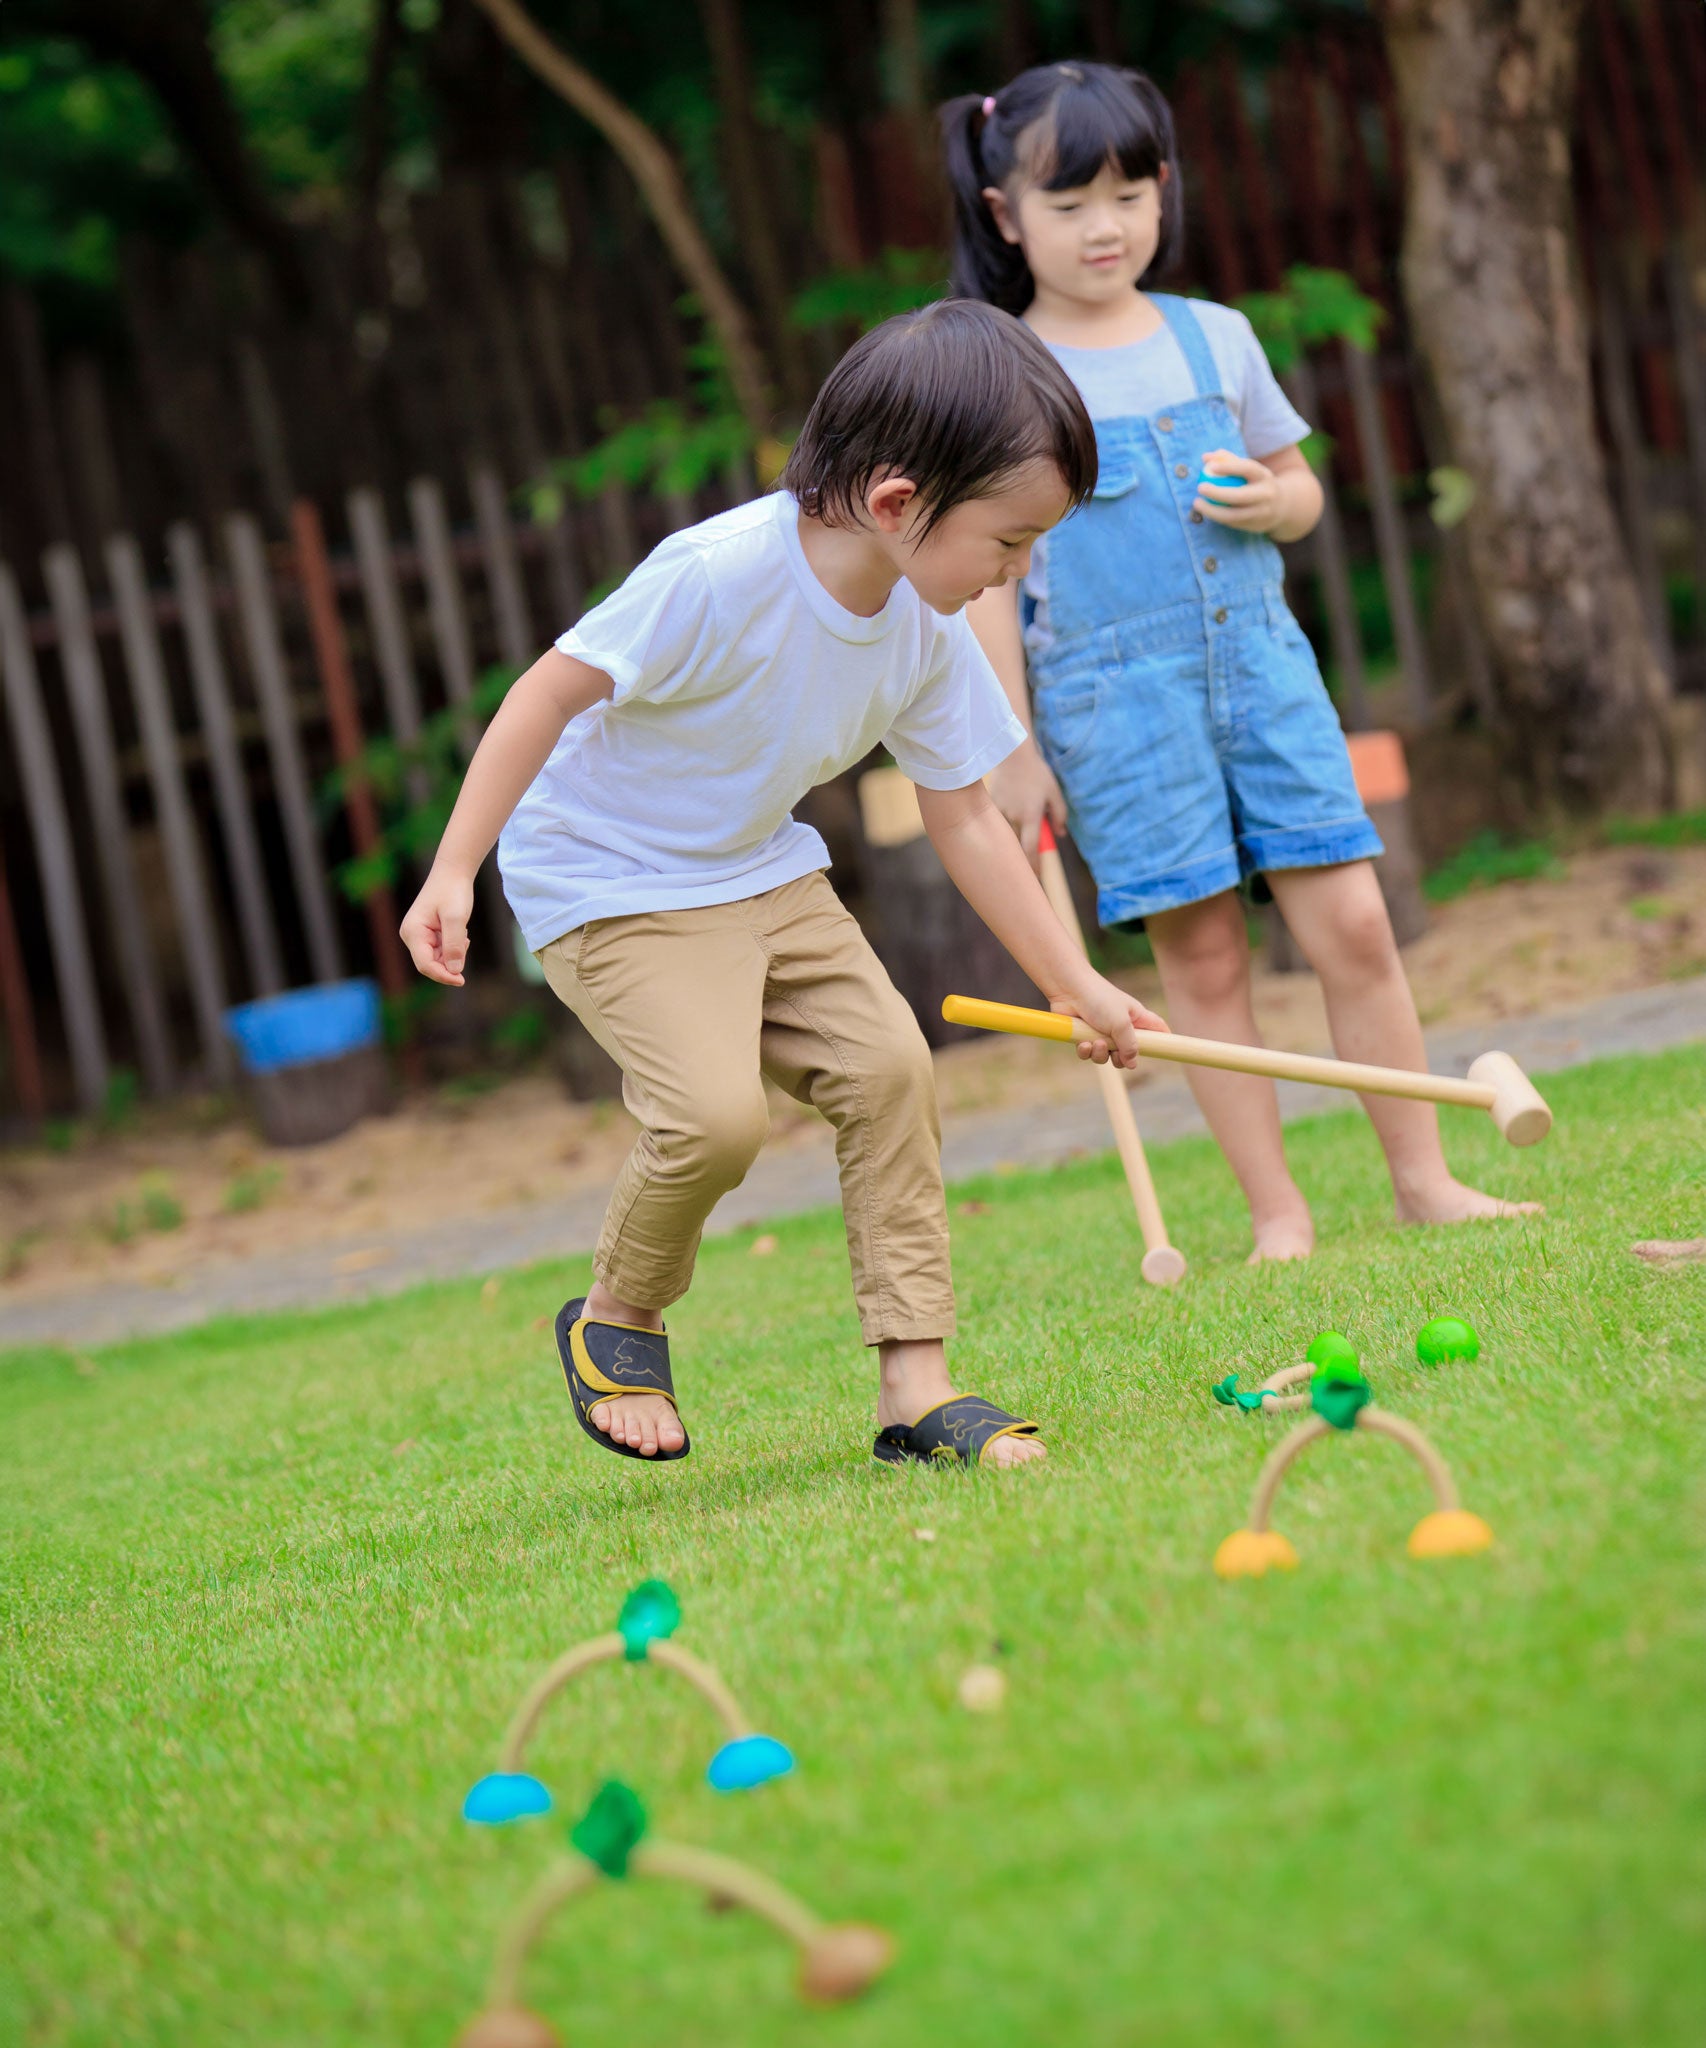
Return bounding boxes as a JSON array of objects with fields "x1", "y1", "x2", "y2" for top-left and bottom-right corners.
[{"x1": 779, "y1": 299, "x2": 1097, "y2": 537}]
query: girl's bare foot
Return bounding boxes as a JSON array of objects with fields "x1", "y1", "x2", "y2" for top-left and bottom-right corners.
[
  {"x1": 1247, "y1": 1198, "x2": 1316, "y2": 1265},
  {"x1": 878, "y1": 1337, "x2": 1046, "y2": 1468},
  {"x1": 1395, "y1": 1178, "x2": 1544, "y2": 1226},
  {"x1": 582, "y1": 1282, "x2": 687, "y2": 1458}
]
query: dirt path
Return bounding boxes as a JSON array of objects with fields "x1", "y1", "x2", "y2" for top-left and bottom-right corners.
[{"x1": 3, "y1": 843, "x2": 1701, "y2": 1311}]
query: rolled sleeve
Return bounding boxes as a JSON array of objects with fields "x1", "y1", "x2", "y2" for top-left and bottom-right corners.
[
  {"x1": 885, "y1": 618, "x2": 1028, "y2": 789},
  {"x1": 554, "y1": 543, "x2": 717, "y2": 706}
]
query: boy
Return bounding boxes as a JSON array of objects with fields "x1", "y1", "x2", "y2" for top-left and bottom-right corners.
[{"x1": 400, "y1": 299, "x2": 1166, "y2": 1471}]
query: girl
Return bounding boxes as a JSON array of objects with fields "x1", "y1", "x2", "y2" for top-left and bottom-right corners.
[{"x1": 943, "y1": 62, "x2": 1536, "y2": 1260}]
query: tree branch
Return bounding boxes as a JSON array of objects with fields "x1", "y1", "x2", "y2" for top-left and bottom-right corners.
[{"x1": 470, "y1": 0, "x2": 773, "y2": 438}]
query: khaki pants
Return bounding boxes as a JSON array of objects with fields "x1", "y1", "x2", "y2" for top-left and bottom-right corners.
[{"x1": 539, "y1": 872, "x2": 954, "y2": 1344}]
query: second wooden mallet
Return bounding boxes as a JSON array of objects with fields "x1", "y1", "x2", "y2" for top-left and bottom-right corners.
[
  {"x1": 1033, "y1": 820, "x2": 1186, "y2": 1286},
  {"x1": 941, "y1": 994, "x2": 1553, "y2": 1147}
]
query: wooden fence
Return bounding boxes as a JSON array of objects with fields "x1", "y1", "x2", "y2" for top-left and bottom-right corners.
[
  {"x1": 0, "y1": 464, "x2": 733, "y2": 1122},
  {"x1": 0, "y1": 1, "x2": 1703, "y2": 1124},
  {"x1": 0, "y1": 305, "x2": 1628, "y2": 1129}
]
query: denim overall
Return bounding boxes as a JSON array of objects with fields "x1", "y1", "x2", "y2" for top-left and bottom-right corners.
[{"x1": 1028, "y1": 295, "x2": 1381, "y2": 927}]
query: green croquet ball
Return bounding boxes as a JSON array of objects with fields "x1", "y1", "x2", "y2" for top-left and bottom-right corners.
[
  {"x1": 1305, "y1": 1330, "x2": 1359, "y2": 1375},
  {"x1": 1417, "y1": 1316, "x2": 1480, "y2": 1366}
]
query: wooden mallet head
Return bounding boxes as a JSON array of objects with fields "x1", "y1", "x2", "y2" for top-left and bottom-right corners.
[{"x1": 1466, "y1": 1051, "x2": 1552, "y2": 1147}]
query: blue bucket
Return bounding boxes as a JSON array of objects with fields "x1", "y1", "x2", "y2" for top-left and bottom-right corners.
[{"x1": 225, "y1": 979, "x2": 383, "y2": 1076}]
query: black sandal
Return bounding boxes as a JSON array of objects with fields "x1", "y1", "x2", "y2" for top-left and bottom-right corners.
[
  {"x1": 555, "y1": 1296, "x2": 691, "y2": 1462},
  {"x1": 873, "y1": 1395, "x2": 1041, "y2": 1469}
]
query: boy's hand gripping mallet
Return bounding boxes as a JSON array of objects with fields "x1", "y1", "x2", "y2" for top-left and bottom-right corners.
[
  {"x1": 1034, "y1": 820, "x2": 1186, "y2": 1286},
  {"x1": 941, "y1": 995, "x2": 1552, "y2": 1146}
]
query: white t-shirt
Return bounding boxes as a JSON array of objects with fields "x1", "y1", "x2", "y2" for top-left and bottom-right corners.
[{"x1": 498, "y1": 491, "x2": 1026, "y2": 948}]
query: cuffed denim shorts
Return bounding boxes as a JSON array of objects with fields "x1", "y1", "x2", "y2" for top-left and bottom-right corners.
[{"x1": 1032, "y1": 588, "x2": 1384, "y2": 928}]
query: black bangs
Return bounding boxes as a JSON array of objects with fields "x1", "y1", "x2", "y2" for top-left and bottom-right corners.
[
  {"x1": 778, "y1": 299, "x2": 1097, "y2": 537},
  {"x1": 941, "y1": 62, "x2": 1183, "y2": 315},
  {"x1": 1025, "y1": 67, "x2": 1170, "y2": 193}
]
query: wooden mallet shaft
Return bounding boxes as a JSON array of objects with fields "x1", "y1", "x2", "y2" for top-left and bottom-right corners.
[
  {"x1": 1034, "y1": 822, "x2": 1185, "y2": 1285},
  {"x1": 940, "y1": 995, "x2": 1552, "y2": 1147}
]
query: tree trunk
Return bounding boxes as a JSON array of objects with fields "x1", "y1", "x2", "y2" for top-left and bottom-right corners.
[
  {"x1": 471, "y1": 0, "x2": 773, "y2": 439},
  {"x1": 696, "y1": 0, "x2": 810, "y2": 411},
  {"x1": 879, "y1": 0, "x2": 942, "y2": 239},
  {"x1": 1380, "y1": 0, "x2": 1671, "y2": 812}
]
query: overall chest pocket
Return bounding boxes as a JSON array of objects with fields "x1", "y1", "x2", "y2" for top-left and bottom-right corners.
[{"x1": 1090, "y1": 450, "x2": 1143, "y2": 500}]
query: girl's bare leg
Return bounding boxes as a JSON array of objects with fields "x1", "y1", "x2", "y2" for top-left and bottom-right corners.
[
  {"x1": 1146, "y1": 891, "x2": 1315, "y2": 1261},
  {"x1": 1266, "y1": 861, "x2": 1541, "y2": 1223}
]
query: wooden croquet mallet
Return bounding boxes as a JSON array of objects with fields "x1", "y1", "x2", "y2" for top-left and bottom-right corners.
[
  {"x1": 941, "y1": 994, "x2": 1552, "y2": 1146},
  {"x1": 1033, "y1": 820, "x2": 1185, "y2": 1286}
]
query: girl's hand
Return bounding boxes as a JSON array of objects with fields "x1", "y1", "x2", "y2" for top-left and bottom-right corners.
[
  {"x1": 986, "y1": 739, "x2": 1067, "y2": 868},
  {"x1": 1195, "y1": 451, "x2": 1283, "y2": 533},
  {"x1": 1052, "y1": 974, "x2": 1169, "y2": 1067},
  {"x1": 400, "y1": 865, "x2": 476, "y2": 986}
]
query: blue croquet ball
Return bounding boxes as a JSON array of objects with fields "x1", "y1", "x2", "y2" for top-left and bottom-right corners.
[
  {"x1": 707, "y1": 1734, "x2": 795, "y2": 1792},
  {"x1": 1198, "y1": 471, "x2": 1246, "y2": 488},
  {"x1": 463, "y1": 1771, "x2": 553, "y2": 1824},
  {"x1": 1417, "y1": 1316, "x2": 1480, "y2": 1366}
]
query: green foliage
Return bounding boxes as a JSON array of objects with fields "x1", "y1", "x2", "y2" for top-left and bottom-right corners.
[
  {"x1": 328, "y1": 666, "x2": 517, "y2": 904},
  {"x1": 100, "y1": 1175, "x2": 183, "y2": 1244},
  {"x1": 1234, "y1": 265, "x2": 1385, "y2": 376},
  {"x1": 0, "y1": 39, "x2": 192, "y2": 293},
  {"x1": 1423, "y1": 830, "x2": 1565, "y2": 904},
  {"x1": 529, "y1": 325, "x2": 760, "y2": 531},
  {"x1": 98, "y1": 1068, "x2": 141, "y2": 1134},
  {"x1": 212, "y1": 0, "x2": 375, "y2": 194},
  {"x1": 1344, "y1": 550, "x2": 1438, "y2": 666},
  {"x1": 1428, "y1": 466, "x2": 1477, "y2": 530},
  {"x1": 1603, "y1": 810, "x2": 1706, "y2": 850},
  {"x1": 551, "y1": 399, "x2": 752, "y2": 505},
  {"x1": 789, "y1": 248, "x2": 948, "y2": 333},
  {"x1": 3, "y1": 1048, "x2": 1702, "y2": 2042},
  {"x1": 222, "y1": 1165, "x2": 283, "y2": 1215},
  {"x1": 381, "y1": 982, "x2": 444, "y2": 1052},
  {"x1": 139, "y1": 1177, "x2": 185, "y2": 1234},
  {"x1": 487, "y1": 1008, "x2": 547, "y2": 1062}
]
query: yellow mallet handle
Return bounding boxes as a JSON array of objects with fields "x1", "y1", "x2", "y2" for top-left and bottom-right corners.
[
  {"x1": 940, "y1": 996, "x2": 1552, "y2": 1147},
  {"x1": 945, "y1": 995, "x2": 1079, "y2": 1044}
]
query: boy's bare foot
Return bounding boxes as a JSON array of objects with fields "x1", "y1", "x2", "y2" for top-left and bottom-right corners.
[
  {"x1": 877, "y1": 1336, "x2": 1045, "y2": 1468},
  {"x1": 589, "y1": 1392, "x2": 687, "y2": 1457},
  {"x1": 582, "y1": 1282, "x2": 686, "y2": 1458},
  {"x1": 1247, "y1": 1199, "x2": 1315, "y2": 1265},
  {"x1": 1394, "y1": 1177, "x2": 1544, "y2": 1226}
]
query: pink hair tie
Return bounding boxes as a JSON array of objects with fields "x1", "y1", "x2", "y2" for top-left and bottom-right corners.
[{"x1": 982, "y1": 95, "x2": 997, "y2": 117}]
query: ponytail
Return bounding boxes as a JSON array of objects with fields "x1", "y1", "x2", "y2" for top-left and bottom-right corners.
[
  {"x1": 940, "y1": 93, "x2": 1038, "y2": 316},
  {"x1": 940, "y1": 62, "x2": 1184, "y2": 316}
]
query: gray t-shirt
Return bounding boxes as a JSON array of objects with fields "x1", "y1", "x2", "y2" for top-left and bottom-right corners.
[{"x1": 1025, "y1": 300, "x2": 1311, "y2": 656}]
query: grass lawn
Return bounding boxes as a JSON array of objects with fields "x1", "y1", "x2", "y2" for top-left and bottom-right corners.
[{"x1": 3, "y1": 1046, "x2": 1704, "y2": 2048}]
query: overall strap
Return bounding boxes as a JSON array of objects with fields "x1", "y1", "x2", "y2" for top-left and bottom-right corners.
[{"x1": 1151, "y1": 294, "x2": 1221, "y2": 400}]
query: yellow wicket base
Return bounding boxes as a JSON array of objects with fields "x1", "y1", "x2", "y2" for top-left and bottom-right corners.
[
  {"x1": 1213, "y1": 1528, "x2": 1300, "y2": 1578},
  {"x1": 1407, "y1": 1509, "x2": 1495, "y2": 1559}
]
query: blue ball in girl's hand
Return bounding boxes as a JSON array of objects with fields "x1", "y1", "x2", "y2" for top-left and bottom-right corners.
[{"x1": 1197, "y1": 470, "x2": 1247, "y2": 489}]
